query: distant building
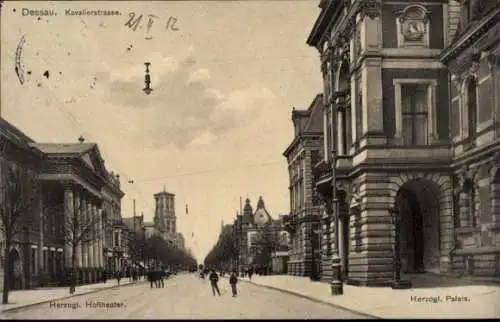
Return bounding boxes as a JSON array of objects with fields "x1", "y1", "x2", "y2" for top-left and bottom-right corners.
[
  {"x1": 283, "y1": 94, "x2": 323, "y2": 278},
  {"x1": 234, "y1": 197, "x2": 289, "y2": 270},
  {"x1": 153, "y1": 188, "x2": 185, "y2": 249}
]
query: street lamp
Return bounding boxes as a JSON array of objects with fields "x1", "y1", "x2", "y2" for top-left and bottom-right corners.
[
  {"x1": 389, "y1": 207, "x2": 412, "y2": 289},
  {"x1": 143, "y1": 62, "x2": 153, "y2": 95},
  {"x1": 328, "y1": 42, "x2": 343, "y2": 296}
]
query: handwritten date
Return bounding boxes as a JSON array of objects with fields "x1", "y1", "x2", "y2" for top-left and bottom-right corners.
[{"x1": 125, "y1": 12, "x2": 179, "y2": 35}]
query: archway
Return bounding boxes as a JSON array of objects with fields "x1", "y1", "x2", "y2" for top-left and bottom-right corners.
[
  {"x1": 394, "y1": 178, "x2": 441, "y2": 274},
  {"x1": 335, "y1": 60, "x2": 351, "y2": 155},
  {"x1": 8, "y1": 249, "x2": 22, "y2": 290}
]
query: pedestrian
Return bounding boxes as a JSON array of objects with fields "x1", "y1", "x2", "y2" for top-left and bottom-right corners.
[
  {"x1": 160, "y1": 269, "x2": 165, "y2": 288},
  {"x1": 68, "y1": 269, "x2": 76, "y2": 294},
  {"x1": 229, "y1": 271, "x2": 238, "y2": 297},
  {"x1": 116, "y1": 270, "x2": 122, "y2": 285},
  {"x1": 103, "y1": 269, "x2": 107, "y2": 283},
  {"x1": 147, "y1": 269, "x2": 154, "y2": 289},
  {"x1": 209, "y1": 269, "x2": 221, "y2": 296}
]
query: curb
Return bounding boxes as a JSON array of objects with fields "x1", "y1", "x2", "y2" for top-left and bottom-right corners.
[
  {"x1": 1, "y1": 280, "x2": 147, "y2": 314},
  {"x1": 233, "y1": 277, "x2": 381, "y2": 319}
]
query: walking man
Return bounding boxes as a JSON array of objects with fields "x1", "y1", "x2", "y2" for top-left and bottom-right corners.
[
  {"x1": 209, "y1": 269, "x2": 221, "y2": 296},
  {"x1": 229, "y1": 271, "x2": 238, "y2": 297}
]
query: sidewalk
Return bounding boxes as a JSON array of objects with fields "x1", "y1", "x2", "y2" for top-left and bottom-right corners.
[
  {"x1": 233, "y1": 274, "x2": 500, "y2": 319},
  {"x1": 0, "y1": 278, "x2": 147, "y2": 313}
]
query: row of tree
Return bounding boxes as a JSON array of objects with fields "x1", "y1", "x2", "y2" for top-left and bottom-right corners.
[
  {"x1": 129, "y1": 233, "x2": 197, "y2": 269},
  {"x1": 204, "y1": 222, "x2": 287, "y2": 270}
]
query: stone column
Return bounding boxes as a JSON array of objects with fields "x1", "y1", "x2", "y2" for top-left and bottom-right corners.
[
  {"x1": 74, "y1": 191, "x2": 82, "y2": 268},
  {"x1": 92, "y1": 204, "x2": 98, "y2": 268},
  {"x1": 82, "y1": 196, "x2": 88, "y2": 268},
  {"x1": 39, "y1": 196, "x2": 44, "y2": 274},
  {"x1": 337, "y1": 109, "x2": 345, "y2": 155},
  {"x1": 98, "y1": 208, "x2": 103, "y2": 268},
  {"x1": 87, "y1": 200, "x2": 94, "y2": 268},
  {"x1": 63, "y1": 185, "x2": 74, "y2": 268}
]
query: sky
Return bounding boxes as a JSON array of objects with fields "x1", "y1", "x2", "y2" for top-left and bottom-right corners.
[{"x1": 1, "y1": 0, "x2": 322, "y2": 262}]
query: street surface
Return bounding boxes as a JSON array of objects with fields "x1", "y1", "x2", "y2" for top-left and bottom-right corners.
[{"x1": 1, "y1": 274, "x2": 368, "y2": 319}]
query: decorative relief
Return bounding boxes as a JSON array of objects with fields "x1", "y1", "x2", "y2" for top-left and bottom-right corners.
[
  {"x1": 360, "y1": 0, "x2": 381, "y2": 20},
  {"x1": 396, "y1": 4, "x2": 431, "y2": 48}
]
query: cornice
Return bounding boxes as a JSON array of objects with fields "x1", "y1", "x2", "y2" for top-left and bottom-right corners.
[{"x1": 440, "y1": 8, "x2": 500, "y2": 64}]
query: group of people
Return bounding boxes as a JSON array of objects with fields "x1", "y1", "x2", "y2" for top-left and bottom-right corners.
[
  {"x1": 200, "y1": 269, "x2": 239, "y2": 297},
  {"x1": 147, "y1": 268, "x2": 170, "y2": 288}
]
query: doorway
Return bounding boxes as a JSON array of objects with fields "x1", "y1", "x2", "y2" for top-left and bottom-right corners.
[{"x1": 395, "y1": 179, "x2": 441, "y2": 275}]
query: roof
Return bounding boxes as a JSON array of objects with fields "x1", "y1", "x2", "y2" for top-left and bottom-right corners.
[
  {"x1": 306, "y1": 0, "x2": 341, "y2": 47},
  {"x1": 283, "y1": 94, "x2": 324, "y2": 156},
  {"x1": 0, "y1": 118, "x2": 40, "y2": 154},
  {"x1": 30, "y1": 142, "x2": 96, "y2": 155}
]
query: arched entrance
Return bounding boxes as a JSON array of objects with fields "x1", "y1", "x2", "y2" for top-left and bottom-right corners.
[
  {"x1": 8, "y1": 249, "x2": 22, "y2": 290},
  {"x1": 394, "y1": 179, "x2": 441, "y2": 274}
]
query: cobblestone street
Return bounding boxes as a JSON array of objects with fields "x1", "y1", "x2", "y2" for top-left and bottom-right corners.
[{"x1": 1, "y1": 274, "x2": 370, "y2": 319}]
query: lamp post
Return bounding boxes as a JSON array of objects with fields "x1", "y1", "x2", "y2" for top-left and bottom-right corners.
[
  {"x1": 328, "y1": 41, "x2": 343, "y2": 296},
  {"x1": 143, "y1": 62, "x2": 153, "y2": 95},
  {"x1": 389, "y1": 207, "x2": 412, "y2": 289}
]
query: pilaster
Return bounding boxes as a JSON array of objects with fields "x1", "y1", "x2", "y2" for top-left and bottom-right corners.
[{"x1": 361, "y1": 58, "x2": 384, "y2": 137}]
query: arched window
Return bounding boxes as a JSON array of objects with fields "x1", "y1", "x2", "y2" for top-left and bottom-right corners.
[{"x1": 467, "y1": 76, "x2": 478, "y2": 139}]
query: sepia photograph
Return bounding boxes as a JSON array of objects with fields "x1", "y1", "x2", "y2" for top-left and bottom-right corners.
[{"x1": 0, "y1": 0, "x2": 499, "y2": 319}]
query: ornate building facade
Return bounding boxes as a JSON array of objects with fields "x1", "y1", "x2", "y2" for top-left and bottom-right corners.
[
  {"x1": 283, "y1": 94, "x2": 324, "y2": 277},
  {"x1": 305, "y1": 0, "x2": 500, "y2": 286},
  {"x1": 234, "y1": 197, "x2": 288, "y2": 271},
  {"x1": 0, "y1": 119, "x2": 125, "y2": 289}
]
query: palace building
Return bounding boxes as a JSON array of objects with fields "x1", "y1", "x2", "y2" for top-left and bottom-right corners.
[{"x1": 304, "y1": 0, "x2": 500, "y2": 286}]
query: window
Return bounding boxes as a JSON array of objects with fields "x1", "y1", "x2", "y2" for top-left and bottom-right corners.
[
  {"x1": 355, "y1": 75, "x2": 363, "y2": 143},
  {"x1": 401, "y1": 84, "x2": 429, "y2": 145},
  {"x1": 114, "y1": 231, "x2": 119, "y2": 247},
  {"x1": 466, "y1": 76, "x2": 478, "y2": 139},
  {"x1": 31, "y1": 248, "x2": 36, "y2": 273}
]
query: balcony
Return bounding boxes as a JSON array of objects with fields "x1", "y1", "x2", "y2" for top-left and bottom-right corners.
[{"x1": 314, "y1": 159, "x2": 332, "y2": 184}]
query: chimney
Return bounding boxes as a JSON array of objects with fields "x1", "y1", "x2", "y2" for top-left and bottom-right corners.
[{"x1": 78, "y1": 136, "x2": 85, "y2": 143}]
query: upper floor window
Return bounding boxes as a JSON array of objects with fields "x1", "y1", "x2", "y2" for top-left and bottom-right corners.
[
  {"x1": 466, "y1": 75, "x2": 478, "y2": 139},
  {"x1": 401, "y1": 84, "x2": 429, "y2": 146},
  {"x1": 394, "y1": 79, "x2": 438, "y2": 146}
]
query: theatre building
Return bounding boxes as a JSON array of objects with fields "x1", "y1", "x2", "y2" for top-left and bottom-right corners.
[
  {"x1": 0, "y1": 118, "x2": 124, "y2": 289},
  {"x1": 306, "y1": 0, "x2": 500, "y2": 286}
]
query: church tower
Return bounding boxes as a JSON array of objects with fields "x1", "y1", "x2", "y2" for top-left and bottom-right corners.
[{"x1": 154, "y1": 187, "x2": 176, "y2": 234}]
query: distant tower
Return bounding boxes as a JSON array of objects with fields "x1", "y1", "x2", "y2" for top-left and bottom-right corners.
[{"x1": 154, "y1": 187, "x2": 176, "y2": 234}]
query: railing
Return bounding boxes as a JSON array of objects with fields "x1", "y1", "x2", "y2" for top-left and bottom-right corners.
[{"x1": 314, "y1": 159, "x2": 332, "y2": 182}]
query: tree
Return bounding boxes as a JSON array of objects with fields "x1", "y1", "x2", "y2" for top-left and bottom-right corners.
[
  {"x1": 0, "y1": 159, "x2": 39, "y2": 304},
  {"x1": 251, "y1": 222, "x2": 279, "y2": 268},
  {"x1": 143, "y1": 235, "x2": 196, "y2": 269},
  {"x1": 204, "y1": 227, "x2": 237, "y2": 270},
  {"x1": 63, "y1": 192, "x2": 102, "y2": 285}
]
